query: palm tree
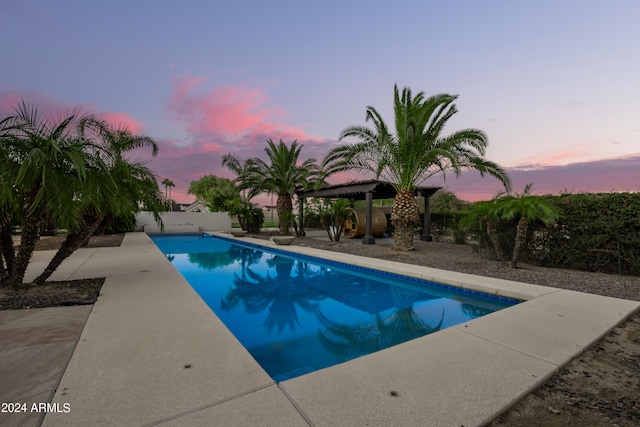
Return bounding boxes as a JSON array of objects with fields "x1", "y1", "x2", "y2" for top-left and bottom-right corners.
[
  {"x1": 461, "y1": 184, "x2": 561, "y2": 268},
  {"x1": 318, "y1": 198, "x2": 354, "y2": 242},
  {"x1": 222, "y1": 154, "x2": 259, "y2": 201},
  {"x1": 0, "y1": 115, "x2": 21, "y2": 281},
  {"x1": 236, "y1": 139, "x2": 322, "y2": 236},
  {"x1": 161, "y1": 178, "x2": 175, "y2": 210},
  {"x1": 0, "y1": 102, "x2": 98, "y2": 288},
  {"x1": 496, "y1": 184, "x2": 561, "y2": 268},
  {"x1": 33, "y1": 122, "x2": 162, "y2": 284},
  {"x1": 0, "y1": 169, "x2": 18, "y2": 283},
  {"x1": 323, "y1": 85, "x2": 511, "y2": 251},
  {"x1": 460, "y1": 199, "x2": 506, "y2": 261}
]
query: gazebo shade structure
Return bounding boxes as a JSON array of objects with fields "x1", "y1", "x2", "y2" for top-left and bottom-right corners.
[{"x1": 296, "y1": 180, "x2": 441, "y2": 244}]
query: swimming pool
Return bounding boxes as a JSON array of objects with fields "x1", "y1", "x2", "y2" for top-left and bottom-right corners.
[{"x1": 151, "y1": 234, "x2": 519, "y2": 381}]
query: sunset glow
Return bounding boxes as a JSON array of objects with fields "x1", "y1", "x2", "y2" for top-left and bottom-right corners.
[{"x1": 2, "y1": 1, "x2": 638, "y2": 203}]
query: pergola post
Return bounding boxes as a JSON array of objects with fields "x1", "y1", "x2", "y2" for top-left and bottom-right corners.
[
  {"x1": 362, "y1": 191, "x2": 375, "y2": 245},
  {"x1": 298, "y1": 196, "x2": 305, "y2": 236},
  {"x1": 420, "y1": 193, "x2": 433, "y2": 241}
]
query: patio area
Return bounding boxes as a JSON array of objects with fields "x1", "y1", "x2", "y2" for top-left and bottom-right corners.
[{"x1": 2, "y1": 231, "x2": 638, "y2": 426}]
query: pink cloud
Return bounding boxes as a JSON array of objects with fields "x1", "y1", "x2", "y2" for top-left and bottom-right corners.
[
  {"x1": 0, "y1": 89, "x2": 144, "y2": 134},
  {"x1": 166, "y1": 72, "x2": 309, "y2": 152},
  {"x1": 511, "y1": 143, "x2": 622, "y2": 169},
  {"x1": 96, "y1": 111, "x2": 143, "y2": 134},
  {"x1": 143, "y1": 134, "x2": 640, "y2": 205},
  {"x1": 143, "y1": 137, "x2": 336, "y2": 204},
  {"x1": 433, "y1": 154, "x2": 640, "y2": 202}
]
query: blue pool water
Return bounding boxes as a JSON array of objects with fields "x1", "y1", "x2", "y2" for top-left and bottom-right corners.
[{"x1": 151, "y1": 234, "x2": 519, "y2": 382}]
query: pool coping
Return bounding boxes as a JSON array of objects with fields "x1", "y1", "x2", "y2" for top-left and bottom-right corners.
[{"x1": 37, "y1": 231, "x2": 639, "y2": 426}]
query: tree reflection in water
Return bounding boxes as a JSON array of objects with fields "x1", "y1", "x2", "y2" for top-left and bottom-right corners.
[
  {"x1": 317, "y1": 287, "x2": 445, "y2": 360},
  {"x1": 461, "y1": 303, "x2": 494, "y2": 319},
  {"x1": 188, "y1": 246, "x2": 262, "y2": 271},
  {"x1": 220, "y1": 255, "x2": 326, "y2": 334}
]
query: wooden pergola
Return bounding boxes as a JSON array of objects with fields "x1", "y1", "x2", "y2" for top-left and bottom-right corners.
[{"x1": 296, "y1": 180, "x2": 440, "y2": 244}]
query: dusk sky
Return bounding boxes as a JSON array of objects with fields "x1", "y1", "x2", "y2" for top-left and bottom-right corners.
[{"x1": 2, "y1": 1, "x2": 639, "y2": 204}]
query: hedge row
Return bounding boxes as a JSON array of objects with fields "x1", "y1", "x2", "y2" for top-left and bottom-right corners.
[
  {"x1": 430, "y1": 192, "x2": 640, "y2": 275},
  {"x1": 530, "y1": 193, "x2": 640, "y2": 275}
]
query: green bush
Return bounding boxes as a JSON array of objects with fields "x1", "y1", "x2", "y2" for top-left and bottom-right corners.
[
  {"x1": 530, "y1": 193, "x2": 640, "y2": 275},
  {"x1": 104, "y1": 212, "x2": 137, "y2": 234},
  {"x1": 457, "y1": 192, "x2": 639, "y2": 275},
  {"x1": 304, "y1": 212, "x2": 322, "y2": 229}
]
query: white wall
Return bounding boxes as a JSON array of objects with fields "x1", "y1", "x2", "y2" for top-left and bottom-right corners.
[{"x1": 135, "y1": 211, "x2": 232, "y2": 233}]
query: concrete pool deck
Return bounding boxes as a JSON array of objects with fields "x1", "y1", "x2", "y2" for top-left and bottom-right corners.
[{"x1": 3, "y1": 231, "x2": 639, "y2": 426}]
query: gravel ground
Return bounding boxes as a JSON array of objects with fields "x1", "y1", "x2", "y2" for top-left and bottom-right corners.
[{"x1": 270, "y1": 235, "x2": 640, "y2": 302}]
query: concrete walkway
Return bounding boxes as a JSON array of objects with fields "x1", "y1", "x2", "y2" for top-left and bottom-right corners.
[
  {"x1": 2, "y1": 232, "x2": 638, "y2": 426},
  {"x1": 0, "y1": 306, "x2": 91, "y2": 427}
]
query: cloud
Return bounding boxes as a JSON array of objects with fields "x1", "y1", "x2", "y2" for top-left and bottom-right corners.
[
  {"x1": 166, "y1": 72, "x2": 310, "y2": 154},
  {"x1": 512, "y1": 143, "x2": 612, "y2": 168},
  {"x1": 433, "y1": 154, "x2": 640, "y2": 201},
  {"x1": 94, "y1": 111, "x2": 143, "y2": 134},
  {"x1": 0, "y1": 89, "x2": 143, "y2": 133},
  {"x1": 143, "y1": 135, "x2": 341, "y2": 204}
]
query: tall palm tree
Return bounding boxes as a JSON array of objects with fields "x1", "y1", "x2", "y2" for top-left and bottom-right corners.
[
  {"x1": 323, "y1": 85, "x2": 511, "y2": 251},
  {"x1": 161, "y1": 178, "x2": 175, "y2": 210},
  {"x1": 0, "y1": 102, "x2": 97, "y2": 288},
  {"x1": 222, "y1": 154, "x2": 259, "y2": 201},
  {"x1": 238, "y1": 139, "x2": 322, "y2": 235}
]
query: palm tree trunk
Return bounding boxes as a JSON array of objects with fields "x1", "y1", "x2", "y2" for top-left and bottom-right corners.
[
  {"x1": 9, "y1": 185, "x2": 45, "y2": 288},
  {"x1": 391, "y1": 191, "x2": 420, "y2": 251},
  {"x1": 511, "y1": 217, "x2": 528, "y2": 269},
  {"x1": 276, "y1": 194, "x2": 293, "y2": 236},
  {"x1": 0, "y1": 225, "x2": 15, "y2": 285},
  {"x1": 34, "y1": 214, "x2": 104, "y2": 284},
  {"x1": 10, "y1": 216, "x2": 40, "y2": 288},
  {"x1": 393, "y1": 223, "x2": 416, "y2": 251},
  {"x1": 486, "y1": 220, "x2": 504, "y2": 261}
]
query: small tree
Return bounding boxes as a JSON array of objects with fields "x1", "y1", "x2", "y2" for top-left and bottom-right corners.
[
  {"x1": 461, "y1": 200, "x2": 506, "y2": 261},
  {"x1": 497, "y1": 184, "x2": 562, "y2": 268},
  {"x1": 318, "y1": 199, "x2": 353, "y2": 242},
  {"x1": 228, "y1": 199, "x2": 264, "y2": 233},
  {"x1": 187, "y1": 175, "x2": 241, "y2": 212},
  {"x1": 461, "y1": 184, "x2": 561, "y2": 268}
]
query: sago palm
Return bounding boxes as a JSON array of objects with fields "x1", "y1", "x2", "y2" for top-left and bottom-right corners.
[{"x1": 323, "y1": 85, "x2": 511, "y2": 251}]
